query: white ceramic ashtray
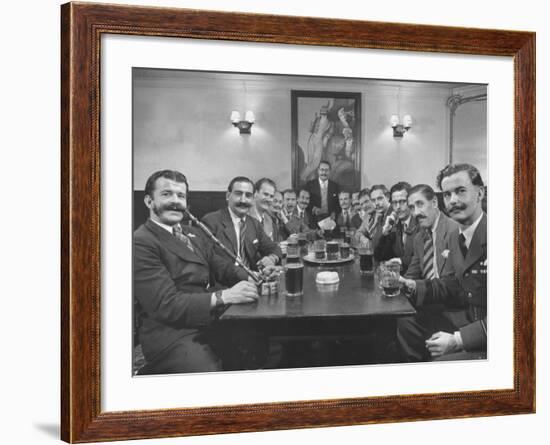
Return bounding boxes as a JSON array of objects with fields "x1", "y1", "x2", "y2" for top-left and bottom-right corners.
[{"x1": 315, "y1": 271, "x2": 340, "y2": 285}]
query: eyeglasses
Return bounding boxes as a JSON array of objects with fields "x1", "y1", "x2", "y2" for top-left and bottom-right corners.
[{"x1": 392, "y1": 199, "x2": 408, "y2": 206}]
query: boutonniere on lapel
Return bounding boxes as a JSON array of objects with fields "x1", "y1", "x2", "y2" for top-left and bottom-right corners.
[
  {"x1": 187, "y1": 233, "x2": 196, "y2": 238},
  {"x1": 441, "y1": 249, "x2": 450, "y2": 259},
  {"x1": 253, "y1": 239, "x2": 258, "y2": 245},
  {"x1": 481, "y1": 259, "x2": 487, "y2": 267}
]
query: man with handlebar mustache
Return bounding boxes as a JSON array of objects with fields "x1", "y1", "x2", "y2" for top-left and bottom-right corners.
[
  {"x1": 397, "y1": 163, "x2": 487, "y2": 361},
  {"x1": 133, "y1": 170, "x2": 274, "y2": 375}
]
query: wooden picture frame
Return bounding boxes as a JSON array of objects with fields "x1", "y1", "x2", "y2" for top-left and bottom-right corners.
[
  {"x1": 61, "y1": 2, "x2": 535, "y2": 442},
  {"x1": 291, "y1": 90, "x2": 361, "y2": 190}
]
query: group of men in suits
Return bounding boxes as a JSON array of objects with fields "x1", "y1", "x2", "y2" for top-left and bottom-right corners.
[{"x1": 133, "y1": 160, "x2": 487, "y2": 374}]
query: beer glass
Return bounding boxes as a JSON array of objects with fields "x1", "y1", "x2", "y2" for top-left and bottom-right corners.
[
  {"x1": 378, "y1": 261, "x2": 401, "y2": 297},
  {"x1": 286, "y1": 240, "x2": 300, "y2": 264},
  {"x1": 326, "y1": 241, "x2": 339, "y2": 260},
  {"x1": 313, "y1": 239, "x2": 326, "y2": 260},
  {"x1": 357, "y1": 241, "x2": 374, "y2": 274},
  {"x1": 285, "y1": 262, "x2": 304, "y2": 296}
]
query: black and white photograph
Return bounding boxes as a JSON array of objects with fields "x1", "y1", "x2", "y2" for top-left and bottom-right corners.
[{"x1": 132, "y1": 68, "x2": 488, "y2": 376}]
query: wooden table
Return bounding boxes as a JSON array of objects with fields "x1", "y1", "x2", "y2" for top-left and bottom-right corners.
[{"x1": 215, "y1": 257, "x2": 416, "y2": 369}]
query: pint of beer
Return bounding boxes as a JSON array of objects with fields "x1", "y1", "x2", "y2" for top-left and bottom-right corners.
[{"x1": 285, "y1": 262, "x2": 304, "y2": 296}]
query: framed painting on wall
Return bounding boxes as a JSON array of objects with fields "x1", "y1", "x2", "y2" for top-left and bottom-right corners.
[{"x1": 291, "y1": 90, "x2": 361, "y2": 190}]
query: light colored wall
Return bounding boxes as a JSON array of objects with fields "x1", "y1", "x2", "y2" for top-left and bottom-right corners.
[{"x1": 134, "y1": 70, "x2": 485, "y2": 191}]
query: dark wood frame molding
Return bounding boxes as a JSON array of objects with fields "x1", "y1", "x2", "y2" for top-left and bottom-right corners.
[{"x1": 61, "y1": 2, "x2": 536, "y2": 442}]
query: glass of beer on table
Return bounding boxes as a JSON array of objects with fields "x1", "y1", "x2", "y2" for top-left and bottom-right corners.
[
  {"x1": 357, "y1": 240, "x2": 373, "y2": 274},
  {"x1": 378, "y1": 260, "x2": 401, "y2": 297},
  {"x1": 285, "y1": 260, "x2": 304, "y2": 296}
]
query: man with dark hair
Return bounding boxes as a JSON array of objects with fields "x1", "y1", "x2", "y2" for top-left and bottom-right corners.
[
  {"x1": 278, "y1": 188, "x2": 312, "y2": 238},
  {"x1": 404, "y1": 184, "x2": 458, "y2": 280},
  {"x1": 133, "y1": 170, "x2": 260, "y2": 374},
  {"x1": 296, "y1": 188, "x2": 313, "y2": 228},
  {"x1": 305, "y1": 160, "x2": 340, "y2": 226},
  {"x1": 202, "y1": 176, "x2": 281, "y2": 271},
  {"x1": 270, "y1": 190, "x2": 287, "y2": 242},
  {"x1": 351, "y1": 191, "x2": 361, "y2": 214},
  {"x1": 354, "y1": 188, "x2": 377, "y2": 243},
  {"x1": 374, "y1": 181, "x2": 419, "y2": 272},
  {"x1": 398, "y1": 163, "x2": 487, "y2": 361}
]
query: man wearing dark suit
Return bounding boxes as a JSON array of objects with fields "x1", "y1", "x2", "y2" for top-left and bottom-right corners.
[
  {"x1": 134, "y1": 170, "x2": 260, "y2": 375},
  {"x1": 366, "y1": 184, "x2": 392, "y2": 253},
  {"x1": 405, "y1": 184, "x2": 459, "y2": 280},
  {"x1": 305, "y1": 160, "x2": 340, "y2": 227},
  {"x1": 374, "y1": 181, "x2": 419, "y2": 273},
  {"x1": 202, "y1": 176, "x2": 282, "y2": 271},
  {"x1": 398, "y1": 164, "x2": 487, "y2": 361}
]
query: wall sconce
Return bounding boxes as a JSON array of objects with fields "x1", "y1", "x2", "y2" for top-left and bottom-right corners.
[
  {"x1": 390, "y1": 114, "x2": 412, "y2": 138},
  {"x1": 231, "y1": 110, "x2": 255, "y2": 134}
]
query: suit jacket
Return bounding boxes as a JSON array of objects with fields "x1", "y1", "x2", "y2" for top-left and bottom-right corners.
[
  {"x1": 335, "y1": 209, "x2": 355, "y2": 232},
  {"x1": 350, "y1": 213, "x2": 363, "y2": 230},
  {"x1": 305, "y1": 178, "x2": 340, "y2": 225},
  {"x1": 280, "y1": 208, "x2": 314, "y2": 239},
  {"x1": 133, "y1": 219, "x2": 248, "y2": 363},
  {"x1": 405, "y1": 212, "x2": 459, "y2": 279},
  {"x1": 201, "y1": 208, "x2": 282, "y2": 269},
  {"x1": 414, "y1": 213, "x2": 487, "y2": 352},
  {"x1": 374, "y1": 215, "x2": 419, "y2": 273}
]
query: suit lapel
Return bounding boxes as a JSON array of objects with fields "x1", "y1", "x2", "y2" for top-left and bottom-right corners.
[
  {"x1": 435, "y1": 214, "x2": 452, "y2": 275},
  {"x1": 145, "y1": 219, "x2": 205, "y2": 265},
  {"x1": 221, "y1": 208, "x2": 239, "y2": 255},
  {"x1": 462, "y1": 214, "x2": 487, "y2": 271}
]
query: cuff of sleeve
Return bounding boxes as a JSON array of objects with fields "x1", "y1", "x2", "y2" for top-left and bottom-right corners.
[{"x1": 453, "y1": 331, "x2": 464, "y2": 351}]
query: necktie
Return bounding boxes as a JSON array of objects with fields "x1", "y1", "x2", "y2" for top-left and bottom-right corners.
[
  {"x1": 459, "y1": 233, "x2": 468, "y2": 258},
  {"x1": 238, "y1": 218, "x2": 248, "y2": 266},
  {"x1": 343, "y1": 211, "x2": 348, "y2": 226},
  {"x1": 172, "y1": 224, "x2": 194, "y2": 252},
  {"x1": 422, "y1": 230, "x2": 435, "y2": 279},
  {"x1": 402, "y1": 222, "x2": 408, "y2": 246}
]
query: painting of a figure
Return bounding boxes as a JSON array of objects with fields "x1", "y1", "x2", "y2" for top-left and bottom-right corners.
[{"x1": 291, "y1": 91, "x2": 361, "y2": 190}]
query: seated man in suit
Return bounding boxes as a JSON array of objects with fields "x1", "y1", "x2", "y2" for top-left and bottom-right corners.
[
  {"x1": 305, "y1": 160, "x2": 340, "y2": 226},
  {"x1": 249, "y1": 177, "x2": 281, "y2": 242},
  {"x1": 351, "y1": 191, "x2": 361, "y2": 215},
  {"x1": 366, "y1": 184, "x2": 392, "y2": 252},
  {"x1": 202, "y1": 176, "x2": 282, "y2": 271},
  {"x1": 354, "y1": 188, "x2": 378, "y2": 244},
  {"x1": 133, "y1": 170, "x2": 261, "y2": 375},
  {"x1": 270, "y1": 190, "x2": 287, "y2": 242},
  {"x1": 405, "y1": 184, "x2": 458, "y2": 280},
  {"x1": 278, "y1": 188, "x2": 313, "y2": 239},
  {"x1": 335, "y1": 190, "x2": 355, "y2": 235},
  {"x1": 374, "y1": 181, "x2": 419, "y2": 273},
  {"x1": 398, "y1": 163, "x2": 487, "y2": 361}
]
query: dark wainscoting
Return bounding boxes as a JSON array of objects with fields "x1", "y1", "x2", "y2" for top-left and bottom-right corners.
[{"x1": 133, "y1": 190, "x2": 227, "y2": 230}]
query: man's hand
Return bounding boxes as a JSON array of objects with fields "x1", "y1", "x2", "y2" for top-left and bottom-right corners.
[
  {"x1": 312, "y1": 206, "x2": 321, "y2": 216},
  {"x1": 382, "y1": 212, "x2": 396, "y2": 236},
  {"x1": 425, "y1": 331, "x2": 460, "y2": 357},
  {"x1": 398, "y1": 276, "x2": 416, "y2": 294},
  {"x1": 222, "y1": 281, "x2": 259, "y2": 304},
  {"x1": 256, "y1": 255, "x2": 277, "y2": 269}
]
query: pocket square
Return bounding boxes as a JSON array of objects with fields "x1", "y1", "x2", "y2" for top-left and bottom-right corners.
[{"x1": 253, "y1": 239, "x2": 259, "y2": 244}]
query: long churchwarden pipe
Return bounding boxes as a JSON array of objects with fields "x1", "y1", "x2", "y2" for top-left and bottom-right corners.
[{"x1": 184, "y1": 209, "x2": 262, "y2": 284}]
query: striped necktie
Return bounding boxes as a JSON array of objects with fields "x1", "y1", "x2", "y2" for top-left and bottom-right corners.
[
  {"x1": 422, "y1": 229, "x2": 435, "y2": 279},
  {"x1": 238, "y1": 217, "x2": 248, "y2": 266},
  {"x1": 172, "y1": 224, "x2": 194, "y2": 252}
]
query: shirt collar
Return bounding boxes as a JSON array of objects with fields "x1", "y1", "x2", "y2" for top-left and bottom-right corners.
[
  {"x1": 319, "y1": 178, "x2": 328, "y2": 187},
  {"x1": 459, "y1": 212, "x2": 484, "y2": 246},
  {"x1": 401, "y1": 215, "x2": 412, "y2": 230},
  {"x1": 151, "y1": 218, "x2": 178, "y2": 234}
]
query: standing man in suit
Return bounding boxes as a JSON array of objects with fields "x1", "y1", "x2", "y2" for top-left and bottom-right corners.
[
  {"x1": 405, "y1": 184, "x2": 459, "y2": 280},
  {"x1": 133, "y1": 170, "x2": 260, "y2": 375},
  {"x1": 202, "y1": 176, "x2": 281, "y2": 271},
  {"x1": 305, "y1": 160, "x2": 340, "y2": 227},
  {"x1": 374, "y1": 181, "x2": 419, "y2": 273},
  {"x1": 398, "y1": 164, "x2": 487, "y2": 361}
]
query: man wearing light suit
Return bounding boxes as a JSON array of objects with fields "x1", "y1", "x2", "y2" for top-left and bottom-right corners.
[
  {"x1": 133, "y1": 170, "x2": 260, "y2": 375},
  {"x1": 202, "y1": 176, "x2": 282, "y2": 272},
  {"x1": 398, "y1": 164, "x2": 487, "y2": 361}
]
